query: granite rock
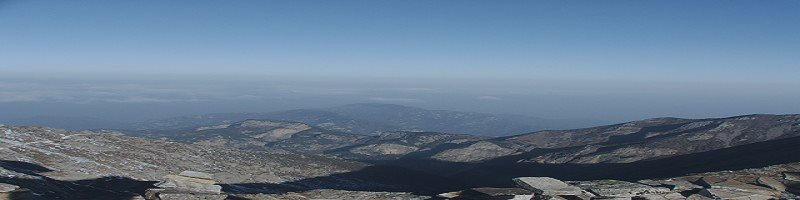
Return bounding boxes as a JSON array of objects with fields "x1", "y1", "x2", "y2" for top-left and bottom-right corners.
[
  {"x1": 513, "y1": 177, "x2": 583, "y2": 195},
  {"x1": 755, "y1": 176, "x2": 786, "y2": 192},
  {"x1": 569, "y1": 180, "x2": 670, "y2": 198}
]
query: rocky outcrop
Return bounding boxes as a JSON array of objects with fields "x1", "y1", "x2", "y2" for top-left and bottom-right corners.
[
  {"x1": 697, "y1": 188, "x2": 773, "y2": 200},
  {"x1": 145, "y1": 171, "x2": 224, "y2": 200},
  {"x1": 438, "y1": 177, "x2": 569, "y2": 199},
  {"x1": 232, "y1": 189, "x2": 429, "y2": 200},
  {"x1": 568, "y1": 180, "x2": 673, "y2": 198},
  {"x1": 691, "y1": 176, "x2": 781, "y2": 199},
  {"x1": 636, "y1": 192, "x2": 688, "y2": 200},
  {"x1": 158, "y1": 171, "x2": 221, "y2": 194},
  {"x1": 441, "y1": 177, "x2": 676, "y2": 200},
  {"x1": 437, "y1": 187, "x2": 534, "y2": 200},
  {"x1": 755, "y1": 176, "x2": 786, "y2": 192},
  {"x1": 512, "y1": 177, "x2": 584, "y2": 196},
  {"x1": 637, "y1": 179, "x2": 703, "y2": 193},
  {"x1": 636, "y1": 161, "x2": 800, "y2": 199},
  {"x1": 439, "y1": 169, "x2": 800, "y2": 200}
]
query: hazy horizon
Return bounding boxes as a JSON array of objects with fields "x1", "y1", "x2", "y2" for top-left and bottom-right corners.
[{"x1": 2, "y1": 1, "x2": 799, "y2": 126}]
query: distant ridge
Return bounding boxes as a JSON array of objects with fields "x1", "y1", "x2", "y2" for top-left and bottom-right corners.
[{"x1": 128, "y1": 103, "x2": 605, "y2": 137}]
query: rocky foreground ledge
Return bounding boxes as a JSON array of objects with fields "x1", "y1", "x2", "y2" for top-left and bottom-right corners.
[
  {"x1": 138, "y1": 171, "x2": 425, "y2": 200},
  {"x1": 134, "y1": 170, "x2": 799, "y2": 199},
  {"x1": 4, "y1": 170, "x2": 795, "y2": 200},
  {"x1": 143, "y1": 171, "x2": 226, "y2": 200},
  {"x1": 3, "y1": 170, "x2": 799, "y2": 200},
  {"x1": 438, "y1": 173, "x2": 800, "y2": 200}
]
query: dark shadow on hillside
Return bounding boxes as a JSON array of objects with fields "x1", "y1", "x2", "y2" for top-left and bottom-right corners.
[
  {"x1": 0, "y1": 160, "x2": 462, "y2": 198},
  {"x1": 0, "y1": 160, "x2": 52, "y2": 175},
  {"x1": 221, "y1": 165, "x2": 466, "y2": 196},
  {"x1": 382, "y1": 135, "x2": 800, "y2": 189},
  {"x1": 0, "y1": 160, "x2": 154, "y2": 200},
  {"x1": 4, "y1": 136, "x2": 800, "y2": 198},
  {"x1": 221, "y1": 136, "x2": 800, "y2": 196}
]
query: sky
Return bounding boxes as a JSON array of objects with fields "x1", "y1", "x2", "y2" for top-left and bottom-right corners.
[{"x1": 1, "y1": 0, "x2": 799, "y2": 125}]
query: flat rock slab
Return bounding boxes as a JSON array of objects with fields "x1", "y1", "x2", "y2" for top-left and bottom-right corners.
[
  {"x1": 158, "y1": 193, "x2": 227, "y2": 200},
  {"x1": 154, "y1": 176, "x2": 222, "y2": 194},
  {"x1": 179, "y1": 171, "x2": 214, "y2": 180},
  {"x1": 438, "y1": 187, "x2": 534, "y2": 199},
  {"x1": 239, "y1": 189, "x2": 429, "y2": 200},
  {"x1": 755, "y1": 176, "x2": 786, "y2": 192},
  {"x1": 696, "y1": 176, "x2": 726, "y2": 188},
  {"x1": 469, "y1": 187, "x2": 533, "y2": 196},
  {"x1": 513, "y1": 177, "x2": 583, "y2": 195},
  {"x1": 533, "y1": 195, "x2": 568, "y2": 200},
  {"x1": 163, "y1": 175, "x2": 217, "y2": 185},
  {"x1": 696, "y1": 177, "x2": 780, "y2": 197},
  {"x1": 636, "y1": 192, "x2": 686, "y2": 200},
  {"x1": 569, "y1": 180, "x2": 670, "y2": 198},
  {"x1": 686, "y1": 194, "x2": 713, "y2": 200},
  {"x1": 637, "y1": 179, "x2": 702, "y2": 192},
  {"x1": 146, "y1": 188, "x2": 225, "y2": 200},
  {"x1": 587, "y1": 197, "x2": 627, "y2": 200},
  {"x1": 698, "y1": 188, "x2": 774, "y2": 200}
]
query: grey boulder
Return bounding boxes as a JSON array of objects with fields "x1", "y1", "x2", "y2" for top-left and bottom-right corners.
[
  {"x1": 513, "y1": 177, "x2": 584, "y2": 195},
  {"x1": 178, "y1": 171, "x2": 214, "y2": 180},
  {"x1": 569, "y1": 180, "x2": 670, "y2": 198},
  {"x1": 698, "y1": 188, "x2": 774, "y2": 200},
  {"x1": 755, "y1": 176, "x2": 786, "y2": 192},
  {"x1": 637, "y1": 179, "x2": 703, "y2": 192}
]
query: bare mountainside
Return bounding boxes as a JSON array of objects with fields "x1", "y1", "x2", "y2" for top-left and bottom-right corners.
[
  {"x1": 420, "y1": 114, "x2": 800, "y2": 163},
  {"x1": 130, "y1": 119, "x2": 487, "y2": 160},
  {"x1": 130, "y1": 103, "x2": 604, "y2": 136},
  {"x1": 131, "y1": 120, "x2": 368, "y2": 153},
  {"x1": 126, "y1": 114, "x2": 800, "y2": 187},
  {"x1": 3, "y1": 121, "x2": 800, "y2": 199},
  {"x1": 325, "y1": 131, "x2": 488, "y2": 161},
  {"x1": 149, "y1": 114, "x2": 800, "y2": 165},
  {"x1": 3, "y1": 114, "x2": 800, "y2": 199},
  {"x1": 0, "y1": 125, "x2": 460, "y2": 199}
]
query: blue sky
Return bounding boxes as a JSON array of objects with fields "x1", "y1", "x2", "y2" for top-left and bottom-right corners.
[
  {"x1": 2, "y1": 0, "x2": 798, "y2": 79},
  {"x1": 1, "y1": 1, "x2": 799, "y2": 123}
]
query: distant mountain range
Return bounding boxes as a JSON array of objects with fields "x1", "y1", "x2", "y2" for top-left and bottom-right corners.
[
  {"x1": 127, "y1": 103, "x2": 606, "y2": 137},
  {"x1": 130, "y1": 119, "x2": 368, "y2": 153},
  {"x1": 394, "y1": 114, "x2": 799, "y2": 163},
  {"x1": 128, "y1": 118, "x2": 488, "y2": 160},
  {"x1": 131, "y1": 114, "x2": 800, "y2": 184},
  {"x1": 3, "y1": 113, "x2": 800, "y2": 199}
]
